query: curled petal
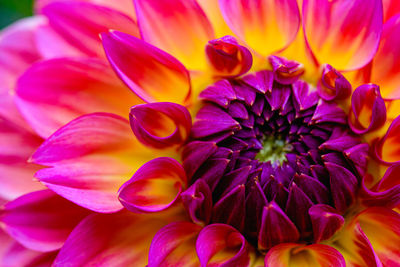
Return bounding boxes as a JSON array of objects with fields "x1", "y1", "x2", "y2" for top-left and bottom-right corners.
[
  {"x1": 349, "y1": 84, "x2": 386, "y2": 134},
  {"x1": 101, "y1": 30, "x2": 191, "y2": 104},
  {"x1": 196, "y1": 224, "x2": 252, "y2": 267},
  {"x1": 134, "y1": 0, "x2": 214, "y2": 70},
  {"x1": 31, "y1": 113, "x2": 153, "y2": 213},
  {"x1": 375, "y1": 115, "x2": 400, "y2": 163},
  {"x1": 181, "y1": 179, "x2": 213, "y2": 225},
  {"x1": 54, "y1": 211, "x2": 174, "y2": 266},
  {"x1": 16, "y1": 57, "x2": 143, "y2": 138},
  {"x1": 317, "y1": 64, "x2": 352, "y2": 101},
  {"x1": 303, "y1": 0, "x2": 383, "y2": 70},
  {"x1": 206, "y1": 36, "x2": 253, "y2": 78},
  {"x1": 130, "y1": 102, "x2": 191, "y2": 149},
  {"x1": 219, "y1": 0, "x2": 300, "y2": 56},
  {"x1": 258, "y1": 201, "x2": 300, "y2": 251},
  {"x1": 309, "y1": 204, "x2": 344, "y2": 243},
  {"x1": 43, "y1": 1, "x2": 139, "y2": 57},
  {"x1": 119, "y1": 157, "x2": 186, "y2": 213},
  {"x1": 0, "y1": 190, "x2": 90, "y2": 252},
  {"x1": 371, "y1": 15, "x2": 400, "y2": 99},
  {"x1": 269, "y1": 56, "x2": 304, "y2": 85},
  {"x1": 149, "y1": 222, "x2": 201, "y2": 267},
  {"x1": 265, "y1": 243, "x2": 345, "y2": 267}
]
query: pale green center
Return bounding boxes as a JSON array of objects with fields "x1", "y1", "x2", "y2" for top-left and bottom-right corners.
[{"x1": 255, "y1": 135, "x2": 293, "y2": 165}]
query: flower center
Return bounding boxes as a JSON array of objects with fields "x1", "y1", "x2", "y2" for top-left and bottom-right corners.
[{"x1": 182, "y1": 68, "x2": 368, "y2": 252}]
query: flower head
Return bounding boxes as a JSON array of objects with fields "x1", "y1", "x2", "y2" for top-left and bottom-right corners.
[{"x1": 1, "y1": 0, "x2": 400, "y2": 266}]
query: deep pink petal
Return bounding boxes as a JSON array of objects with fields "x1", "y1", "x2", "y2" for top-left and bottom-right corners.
[
  {"x1": 317, "y1": 64, "x2": 352, "y2": 101},
  {"x1": 102, "y1": 30, "x2": 191, "y2": 104},
  {"x1": 149, "y1": 222, "x2": 202, "y2": 267},
  {"x1": 134, "y1": 0, "x2": 214, "y2": 70},
  {"x1": 303, "y1": 0, "x2": 383, "y2": 70},
  {"x1": 219, "y1": 0, "x2": 300, "y2": 56},
  {"x1": 0, "y1": 190, "x2": 90, "y2": 252},
  {"x1": 31, "y1": 113, "x2": 154, "y2": 213},
  {"x1": 118, "y1": 157, "x2": 187, "y2": 213},
  {"x1": 16, "y1": 57, "x2": 142, "y2": 138},
  {"x1": 374, "y1": 115, "x2": 400, "y2": 163},
  {"x1": 382, "y1": 0, "x2": 400, "y2": 22},
  {"x1": 309, "y1": 204, "x2": 344, "y2": 243}
]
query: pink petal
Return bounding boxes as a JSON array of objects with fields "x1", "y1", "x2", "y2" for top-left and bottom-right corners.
[
  {"x1": 0, "y1": 117, "x2": 45, "y2": 200},
  {"x1": 16, "y1": 57, "x2": 142, "y2": 138},
  {"x1": 102, "y1": 31, "x2": 191, "y2": 104},
  {"x1": 303, "y1": 0, "x2": 383, "y2": 70},
  {"x1": 219, "y1": 0, "x2": 300, "y2": 56},
  {"x1": 149, "y1": 222, "x2": 202, "y2": 267},
  {"x1": 371, "y1": 15, "x2": 400, "y2": 99},
  {"x1": 54, "y1": 210, "x2": 176, "y2": 266},
  {"x1": 349, "y1": 84, "x2": 386, "y2": 134},
  {"x1": 374, "y1": 115, "x2": 400, "y2": 163},
  {"x1": 196, "y1": 224, "x2": 252, "y2": 267},
  {"x1": 382, "y1": 0, "x2": 400, "y2": 22},
  {"x1": 31, "y1": 113, "x2": 154, "y2": 213},
  {"x1": 0, "y1": 190, "x2": 91, "y2": 252},
  {"x1": 134, "y1": 0, "x2": 214, "y2": 70},
  {"x1": 265, "y1": 243, "x2": 345, "y2": 267},
  {"x1": 42, "y1": 1, "x2": 139, "y2": 57},
  {"x1": 130, "y1": 102, "x2": 191, "y2": 149},
  {"x1": 119, "y1": 157, "x2": 186, "y2": 213},
  {"x1": 317, "y1": 64, "x2": 352, "y2": 101}
]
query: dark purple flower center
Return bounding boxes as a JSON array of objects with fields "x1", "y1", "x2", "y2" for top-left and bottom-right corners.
[{"x1": 181, "y1": 70, "x2": 368, "y2": 251}]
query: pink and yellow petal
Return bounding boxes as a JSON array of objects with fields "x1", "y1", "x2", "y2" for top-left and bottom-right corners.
[
  {"x1": 102, "y1": 31, "x2": 192, "y2": 105},
  {"x1": 219, "y1": 0, "x2": 300, "y2": 57},
  {"x1": 30, "y1": 113, "x2": 154, "y2": 213},
  {"x1": 371, "y1": 15, "x2": 400, "y2": 100},
  {"x1": 16, "y1": 57, "x2": 143, "y2": 138},
  {"x1": 197, "y1": 0, "x2": 234, "y2": 37},
  {"x1": 375, "y1": 115, "x2": 400, "y2": 163},
  {"x1": 265, "y1": 243, "x2": 345, "y2": 267},
  {"x1": 0, "y1": 190, "x2": 91, "y2": 252},
  {"x1": 134, "y1": 0, "x2": 214, "y2": 70},
  {"x1": 303, "y1": 0, "x2": 383, "y2": 71}
]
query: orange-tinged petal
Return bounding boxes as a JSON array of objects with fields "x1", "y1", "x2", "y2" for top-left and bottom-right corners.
[
  {"x1": 102, "y1": 31, "x2": 192, "y2": 105},
  {"x1": 265, "y1": 243, "x2": 345, "y2": 267},
  {"x1": 370, "y1": 15, "x2": 400, "y2": 100},
  {"x1": 219, "y1": 0, "x2": 300, "y2": 56},
  {"x1": 382, "y1": 0, "x2": 400, "y2": 22},
  {"x1": 303, "y1": 0, "x2": 383, "y2": 71},
  {"x1": 118, "y1": 157, "x2": 187, "y2": 213},
  {"x1": 149, "y1": 222, "x2": 202, "y2": 267},
  {"x1": 134, "y1": 0, "x2": 214, "y2": 70},
  {"x1": 197, "y1": 0, "x2": 234, "y2": 37},
  {"x1": 375, "y1": 115, "x2": 400, "y2": 163}
]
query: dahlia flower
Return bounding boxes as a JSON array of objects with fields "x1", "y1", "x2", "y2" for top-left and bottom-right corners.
[{"x1": 1, "y1": 0, "x2": 400, "y2": 266}]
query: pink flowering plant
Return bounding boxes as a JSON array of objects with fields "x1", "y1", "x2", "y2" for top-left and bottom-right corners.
[{"x1": 1, "y1": 0, "x2": 400, "y2": 266}]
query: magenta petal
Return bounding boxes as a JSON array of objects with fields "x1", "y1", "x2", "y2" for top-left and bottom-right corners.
[
  {"x1": 0, "y1": 190, "x2": 90, "y2": 252},
  {"x1": 181, "y1": 179, "x2": 213, "y2": 225},
  {"x1": 317, "y1": 64, "x2": 352, "y2": 101},
  {"x1": 101, "y1": 30, "x2": 191, "y2": 104},
  {"x1": 311, "y1": 100, "x2": 347, "y2": 124},
  {"x1": 182, "y1": 141, "x2": 218, "y2": 181},
  {"x1": 196, "y1": 224, "x2": 251, "y2": 267},
  {"x1": 149, "y1": 222, "x2": 201, "y2": 267},
  {"x1": 118, "y1": 157, "x2": 186, "y2": 213},
  {"x1": 242, "y1": 70, "x2": 274, "y2": 94},
  {"x1": 130, "y1": 102, "x2": 191, "y2": 149},
  {"x1": 269, "y1": 56, "x2": 304, "y2": 85},
  {"x1": 258, "y1": 201, "x2": 300, "y2": 251},
  {"x1": 199, "y1": 79, "x2": 237, "y2": 108},
  {"x1": 349, "y1": 84, "x2": 386, "y2": 134},
  {"x1": 285, "y1": 183, "x2": 313, "y2": 235},
  {"x1": 309, "y1": 204, "x2": 344, "y2": 243}
]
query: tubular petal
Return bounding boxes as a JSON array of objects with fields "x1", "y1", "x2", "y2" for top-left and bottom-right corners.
[
  {"x1": 0, "y1": 190, "x2": 90, "y2": 252},
  {"x1": 269, "y1": 56, "x2": 304, "y2": 85},
  {"x1": 349, "y1": 84, "x2": 386, "y2": 134},
  {"x1": 375, "y1": 115, "x2": 400, "y2": 163},
  {"x1": 219, "y1": 0, "x2": 300, "y2": 56},
  {"x1": 196, "y1": 224, "x2": 252, "y2": 267},
  {"x1": 102, "y1": 31, "x2": 191, "y2": 104},
  {"x1": 0, "y1": 117, "x2": 45, "y2": 200},
  {"x1": 317, "y1": 65, "x2": 352, "y2": 101},
  {"x1": 118, "y1": 157, "x2": 187, "y2": 213},
  {"x1": 265, "y1": 243, "x2": 345, "y2": 267},
  {"x1": 303, "y1": 0, "x2": 383, "y2": 70},
  {"x1": 53, "y1": 211, "x2": 172, "y2": 266},
  {"x1": 31, "y1": 113, "x2": 154, "y2": 213},
  {"x1": 130, "y1": 102, "x2": 191, "y2": 149},
  {"x1": 16, "y1": 57, "x2": 143, "y2": 138},
  {"x1": 308, "y1": 204, "x2": 344, "y2": 243},
  {"x1": 148, "y1": 222, "x2": 202, "y2": 267},
  {"x1": 134, "y1": 0, "x2": 214, "y2": 70},
  {"x1": 181, "y1": 179, "x2": 213, "y2": 225},
  {"x1": 371, "y1": 15, "x2": 400, "y2": 99},
  {"x1": 43, "y1": 1, "x2": 139, "y2": 57}
]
